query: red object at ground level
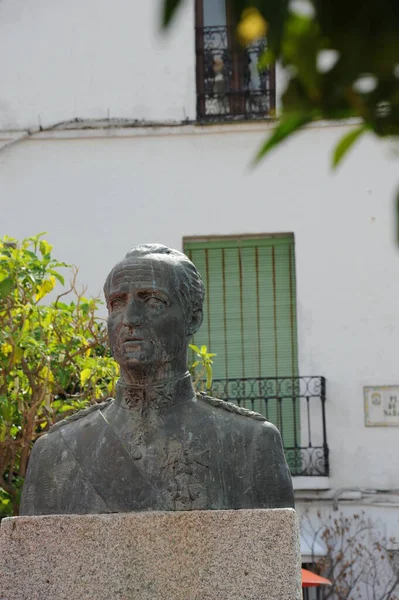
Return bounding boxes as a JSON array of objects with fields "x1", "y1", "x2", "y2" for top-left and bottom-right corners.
[{"x1": 302, "y1": 568, "x2": 332, "y2": 588}]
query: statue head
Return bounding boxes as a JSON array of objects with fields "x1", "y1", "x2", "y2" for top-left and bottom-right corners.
[{"x1": 104, "y1": 244, "x2": 204, "y2": 381}]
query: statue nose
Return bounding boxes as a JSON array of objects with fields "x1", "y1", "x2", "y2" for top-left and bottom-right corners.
[{"x1": 123, "y1": 300, "x2": 143, "y2": 327}]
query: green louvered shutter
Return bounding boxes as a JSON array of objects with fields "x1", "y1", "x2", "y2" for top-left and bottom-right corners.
[{"x1": 184, "y1": 235, "x2": 299, "y2": 457}]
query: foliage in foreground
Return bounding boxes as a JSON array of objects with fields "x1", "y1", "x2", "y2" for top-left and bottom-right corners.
[
  {"x1": 189, "y1": 344, "x2": 216, "y2": 390},
  {"x1": 162, "y1": 0, "x2": 399, "y2": 167},
  {"x1": 0, "y1": 234, "x2": 216, "y2": 518},
  {"x1": 0, "y1": 234, "x2": 119, "y2": 517}
]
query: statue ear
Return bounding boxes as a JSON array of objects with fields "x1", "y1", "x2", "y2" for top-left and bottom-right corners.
[{"x1": 187, "y1": 309, "x2": 203, "y2": 336}]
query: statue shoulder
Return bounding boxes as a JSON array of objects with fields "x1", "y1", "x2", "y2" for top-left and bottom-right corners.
[
  {"x1": 197, "y1": 391, "x2": 273, "y2": 425},
  {"x1": 48, "y1": 399, "x2": 113, "y2": 434}
]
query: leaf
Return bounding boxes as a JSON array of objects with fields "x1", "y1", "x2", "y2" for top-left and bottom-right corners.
[
  {"x1": 80, "y1": 368, "x2": 92, "y2": 386},
  {"x1": 332, "y1": 124, "x2": 369, "y2": 169},
  {"x1": 200, "y1": 345, "x2": 207, "y2": 354},
  {"x1": 258, "y1": 48, "x2": 275, "y2": 71},
  {"x1": 231, "y1": 0, "x2": 289, "y2": 54},
  {"x1": 1, "y1": 343, "x2": 12, "y2": 356},
  {"x1": 58, "y1": 404, "x2": 75, "y2": 413},
  {"x1": 35, "y1": 276, "x2": 56, "y2": 301},
  {"x1": 25, "y1": 250, "x2": 39, "y2": 261},
  {"x1": 0, "y1": 278, "x2": 13, "y2": 298},
  {"x1": 189, "y1": 344, "x2": 200, "y2": 353},
  {"x1": 51, "y1": 271, "x2": 65, "y2": 286},
  {"x1": 253, "y1": 113, "x2": 313, "y2": 164},
  {"x1": 31, "y1": 231, "x2": 47, "y2": 240},
  {"x1": 236, "y1": 8, "x2": 267, "y2": 45},
  {"x1": 80, "y1": 302, "x2": 90, "y2": 316},
  {"x1": 11, "y1": 347, "x2": 23, "y2": 366},
  {"x1": 161, "y1": 0, "x2": 182, "y2": 28},
  {"x1": 21, "y1": 318, "x2": 31, "y2": 334},
  {"x1": 10, "y1": 425, "x2": 19, "y2": 437},
  {"x1": 282, "y1": 14, "x2": 322, "y2": 98},
  {"x1": 39, "y1": 240, "x2": 53, "y2": 257},
  {"x1": 0, "y1": 269, "x2": 9, "y2": 283},
  {"x1": 39, "y1": 366, "x2": 54, "y2": 383}
]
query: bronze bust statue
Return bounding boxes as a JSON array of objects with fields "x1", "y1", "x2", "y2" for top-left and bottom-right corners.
[{"x1": 21, "y1": 244, "x2": 294, "y2": 515}]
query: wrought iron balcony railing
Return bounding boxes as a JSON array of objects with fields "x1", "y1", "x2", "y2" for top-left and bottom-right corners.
[
  {"x1": 195, "y1": 25, "x2": 275, "y2": 121},
  {"x1": 209, "y1": 376, "x2": 329, "y2": 477}
]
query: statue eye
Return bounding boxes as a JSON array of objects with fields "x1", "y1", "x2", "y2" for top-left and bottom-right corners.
[
  {"x1": 110, "y1": 297, "x2": 127, "y2": 311},
  {"x1": 145, "y1": 296, "x2": 165, "y2": 308}
]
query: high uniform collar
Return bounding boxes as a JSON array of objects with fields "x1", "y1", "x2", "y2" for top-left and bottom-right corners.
[{"x1": 114, "y1": 371, "x2": 195, "y2": 412}]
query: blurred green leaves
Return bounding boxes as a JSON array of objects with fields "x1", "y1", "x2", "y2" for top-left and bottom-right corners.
[
  {"x1": 161, "y1": 0, "x2": 399, "y2": 242},
  {"x1": 254, "y1": 112, "x2": 313, "y2": 164},
  {"x1": 332, "y1": 124, "x2": 369, "y2": 168},
  {"x1": 161, "y1": 0, "x2": 399, "y2": 163},
  {"x1": 161, "y1": 0, "x2": 182, "y2": 27}
]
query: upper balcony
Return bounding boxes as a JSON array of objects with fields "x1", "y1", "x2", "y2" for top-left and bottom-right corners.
[{"x1": 195, "y1": 25, "x2": 275, "y2": 122}]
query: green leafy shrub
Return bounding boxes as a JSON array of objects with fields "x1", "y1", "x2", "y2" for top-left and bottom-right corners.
[
  {"x1": 0, "y1": 234, "x2": 119, "y2": 517},
  {"x1": 0, "y1": 234, "x2": 216, "y2": 518}
]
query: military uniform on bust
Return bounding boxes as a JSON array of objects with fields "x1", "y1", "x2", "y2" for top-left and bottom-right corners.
[{"x1": 20, "y1": 244, "x2": 294, "y2": 515}]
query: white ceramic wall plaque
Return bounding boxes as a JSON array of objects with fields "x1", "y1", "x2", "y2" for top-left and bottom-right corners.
[{"x1": 364, "y1": 386, "x2": 399, "y2": 426}]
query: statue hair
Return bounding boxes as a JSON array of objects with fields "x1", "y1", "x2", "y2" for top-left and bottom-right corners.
[{"x1": 103, "y1": 244, "x2": 205, "y2": 320}]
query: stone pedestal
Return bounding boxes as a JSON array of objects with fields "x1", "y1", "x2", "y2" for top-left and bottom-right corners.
[{"x1": 0, "y1": 508, "x2": 301, "y2": 600}]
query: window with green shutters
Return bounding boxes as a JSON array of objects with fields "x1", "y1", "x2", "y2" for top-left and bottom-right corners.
[{"x1": 184, "y1": 234, "x2": 300, "y2": 461}]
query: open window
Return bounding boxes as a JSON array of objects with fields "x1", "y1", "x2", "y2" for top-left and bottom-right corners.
[{"x1": 195, "y1": 0, "x2": 276, "y2": 120}]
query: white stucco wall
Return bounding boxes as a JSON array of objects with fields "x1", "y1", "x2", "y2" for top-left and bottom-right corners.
[
  {"x1": 0, "y1": 0, "x2": 289, "y2": 130},
  {"x1": 1, "y1": 121, "x2": 398, "y2": 495},
  {"x1": 0, "y1": 0, "x2": 196, "y2": 129}
]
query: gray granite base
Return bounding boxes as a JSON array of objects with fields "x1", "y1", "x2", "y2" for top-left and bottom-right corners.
[{"x1": 0, "y1": 508, "x2": 301, "y2": 600}]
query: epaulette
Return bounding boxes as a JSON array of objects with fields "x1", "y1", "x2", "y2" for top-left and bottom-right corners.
[
  {"x1": 48, "y1": 399, "x2": 113, "y2": 434},
  {"x1": 197, "y1": 391, "x2": 268, "y2": 422}
]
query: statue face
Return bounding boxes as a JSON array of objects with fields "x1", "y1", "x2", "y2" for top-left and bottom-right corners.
[{"x1": 106, "y1": 257, "x2": 189, "y2": 373}]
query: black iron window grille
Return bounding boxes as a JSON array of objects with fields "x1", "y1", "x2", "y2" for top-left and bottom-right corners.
[
  {"x1": 209, "y1": 376, "x2": 329, "y2": 477},
  {"x1": 195, "y1": 25, "x2": 276, "y2": 121}
]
